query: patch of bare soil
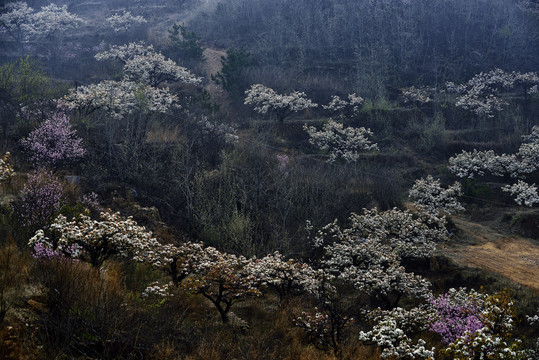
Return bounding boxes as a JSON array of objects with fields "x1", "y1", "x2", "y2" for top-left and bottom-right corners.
[
  {"x1": 440, "y1": 216, "x2": 539, "y2": 290},
  {"x1": 201, "y1": 48, "x2": 232, "y2": 110}
]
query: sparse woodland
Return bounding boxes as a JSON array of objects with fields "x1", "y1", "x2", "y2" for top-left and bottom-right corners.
[{"x1": 0, "y1": 0, "x2": 539, "y2": 359}]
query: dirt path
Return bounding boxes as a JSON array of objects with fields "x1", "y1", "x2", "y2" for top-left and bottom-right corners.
[{"x1": 440, "y1": 216, "x2": 539, "y2": 290}]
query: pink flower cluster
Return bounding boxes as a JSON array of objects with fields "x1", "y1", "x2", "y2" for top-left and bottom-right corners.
[
  {"x1": 20, "y1": 111, "x2": 85, "y2": 168},
  {"x1": 429, "y1": 289, "x2": 484, "y2": 344}
]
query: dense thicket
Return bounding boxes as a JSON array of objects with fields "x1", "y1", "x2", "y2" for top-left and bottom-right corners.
[{"x1": 192, "y1": 0, "x2": 539, "y2": 98}]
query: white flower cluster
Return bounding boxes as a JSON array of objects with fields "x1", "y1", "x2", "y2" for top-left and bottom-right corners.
[
  {"x1": 123, "y1": 51, "x2": 202, "y2": 87},
  {"x1": 304, "y1": 119, "x2": 378, "y2": 163},
  {"x1": 180, "y1": 248, "x2": 262, "y2": 322},
  {"x1": 449, "y1": 126, "x2": 539, "y2": 206},
  {"x1": 447, "y1": 327, "x2": 531, "y2": 359},
  {"x1": 0, "y1": 1, "x2": 33, "y2": 41},
  {"x1": 501, "y1": 181, "x2": 539, "y2": 207},
  {"x1": 317, "y1": 219, "x2": 432, "y2": 300},
  {"x1": 61, "y1": 80, "x2": 179, "y2": 119},
  {"x1": 409, "y1": 175, "x2": 464, "y2": 215},
  {"x1": 0, "y1": 2, "x2": 83, "y2": 42},
  {"x1": 322, "y1": 95, "x2": 348, "y2": 112},
  {"x1": 322, "y1": 93, "x2": 364, "y2": 116},
  {"x1": 0, "y1": 152, "x2": 15, "y2": 182},
  {"x1": 26, "y1": 3, "x2": 83, "y2": 38},
  {"x1": 142, "y1": 281, "x2": 173, "y2": 298},
  {"x1": 401, "y1": 86, "x2": 435, "y2": 104},
  {"x1": 442, "y1": 290, "x2": 534, "y2": 359},
  {"x1": 359, "y1": 307, "x2": 435, "y2": 359},
  {"x1": 347, "y1": 208, "x2": 448, "y2": 259},
  {"x1": 105, "y1": 11, "x2": 146, "y2": 33},
  {"x1": 96, "y1": 42, "x2": 201, "y2": 87},
  {"x1": 293, "y1": 306, "x2": 352, "y2": 352},
  {"x1": 29, "y1": 209, "x2": 156, "y2": 266},
  {"x1": 244, "y1": 84, "x2": 318, "y2": 121},
  {"x1": 446, "y1": 69, "x2": 539, "y2": 117},
  {"x1": 244, "y1": 251, "x2": 316, "y2": 300},
  {"x1": 94, "y1": 42, "x2": 154, "y2": 63},
  {"x1": 527, "y1": 309, "x2": 539, "y2": 325}
]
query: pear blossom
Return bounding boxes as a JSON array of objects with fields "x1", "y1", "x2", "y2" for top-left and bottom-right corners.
[
  {"x1": 359, "y1": 307, "x2": 435, "y2": 359},
  {"x1": 304, "y1": 119, "x2": 378, "y2": 163},
  {"x1": 105, "y1": 11, "x2": 146, "y2": 33},
  {"x1": 95, "y1": 43, "x2": 201, "y2": 86},
  {"x1": 409, "y1": 176, "x2": 464, "y2": 215},
  {"x1": 24, "y1": 3, "x2": 83, "y2": 39},
  {"x1": 61, "y1": 80, "x2": 180, "y2": 119},
  {"x1": 446, "y1": 69, "x2": 539, "y2": 117},
  {"x1": 448, "y1": 126, "x2": 539, "y2": 206},
  {"x1": 0, "y1": 152, "x2": 15, "y2": 182},
  {"x1": 244, "y1": 251, "x2": 316, "y2": 300},
  {"x1": 29, "y1": 209, "x2": 157, "y2": 267},
  {"x1": 244, "y1": 84, "x2": 318, "y2": 122},
  {"x1": 501, "y1": 181, "x2": 539, "y2": 206},
  {"x1": 181, "y1": 248, "x2": 262, "y2": 323}
]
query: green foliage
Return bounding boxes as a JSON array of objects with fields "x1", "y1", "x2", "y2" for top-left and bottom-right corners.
[
  {"x1": 212, "y1": 48, "x2": 252, "y2": 98},
  {"x1": 0, "y1": 56, "x2": 64, "y2": 106},
  {"x1": 193, "y1": 150, "x2": 255, "y2": 256},
  {"x1": 407, "y1": 112, "x2": 446, "y2": 153},
  {"x1": 460, "y1": 178, "x2": 492, "y2": 199},
  {"x1": 193, "y1": 89, "x2": 220, "y2": 113},
  {"x1": 168, "y1": 23, "x2": 205, "y2": 64},
  {"x1": 58, "y1": 203, "x2": 86, "y2": 220}
]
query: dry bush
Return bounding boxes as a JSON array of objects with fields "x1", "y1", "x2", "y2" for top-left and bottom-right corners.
[
  {"x1": 0, "y1": 236, "x2": 29, "y2": 324},
  {"x1": 34, "y1": 259, "x2": 138, "y2": 358}
]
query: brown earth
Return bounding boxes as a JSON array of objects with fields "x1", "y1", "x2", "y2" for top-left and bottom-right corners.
[
  {"x1": 201, "y1": 48, "x2": 232, "y2": 110},
  {"x1": 440, "y1": 216, "x2": 539, "y2": 290}
]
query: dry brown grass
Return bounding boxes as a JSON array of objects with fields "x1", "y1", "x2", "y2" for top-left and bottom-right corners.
[{"x1": 441, "y1": 216, "x2": 539, "y2": 290}]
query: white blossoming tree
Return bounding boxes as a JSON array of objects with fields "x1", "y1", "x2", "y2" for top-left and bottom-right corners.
[
  {"x1": 132, "y1": 239, "x2": 207, "y2": 285},
  {"x1": 0, "y1": 2, "x2": 83, "y2": 54},
  {"x1": 401, "y1": 86, "x2": 436, "y2": 105},
  {"x1": 61, "y1": 80, "x2": 180, "y2": 120},
  {"x1": 446, "y1": 69, "x2": 539, "y2": 118},
  {"x1": 346, "y1": 208, "x2": 448, "y2": 259},
  {"x1": 95, "y1": 43, "x2": 201, "y2": 87},
  {"x1": 0, "y1": 1, "x2": 33, "y2": 54},
  {"x1": 180, "y1": 247, "x2": 262, "y2": 323},
  {"x1": 0, "y1": 152, "x2": 15, "y2": 183},
  {"x1": 313, "y1": 216, "x2": 434, "y2": 309},
  {"x1": 29, "y1": 209, "x2": 156, "y2": 267},
  {"x1": 105, "y1": 11, "x2": 146, "y2": 33},
  {"x1": 25, "y1": 3, "x2": 83, "y2": 40},
  {"x1": 501, "y1": 181, "x2": 539, "y2": 207},
  {"x1": 409, "y1": 176, "x2": 464, "y2": 215},
  {"x1": 304, "y1": 119, "x2": 378, "y2": 163},
  {"x1": 244, "y1": 84, "x2": 318, "y2": 122},
  {"x1": 244, "y1": 251, "x2": 316, "y2": 301},
  {"x1": 322, "y1": 93, "x2": 364, "y2": 118},
  {"x1": 358, "y1": 307, "x2": 435, "y2": 359},
  {"x1": 448, "y1": 126, "x2": 539, "y2": 206}
]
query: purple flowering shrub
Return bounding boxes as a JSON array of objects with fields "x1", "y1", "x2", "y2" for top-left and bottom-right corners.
[
  {"x1": 79, "y1": 192, "x2": 102, "y2": 211},
  {"x1": 16, "y1": 170, "x2": 63, "y2": 230},
  {"x1": 20, "y1": 111, "x2": 85, "y2": 168},
  {"x1": 32, "y1": 242, "x2": 79, "y2": 261},
  {"x1": 428, "y1": 288, "x2": 485, "y2": 344}
]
